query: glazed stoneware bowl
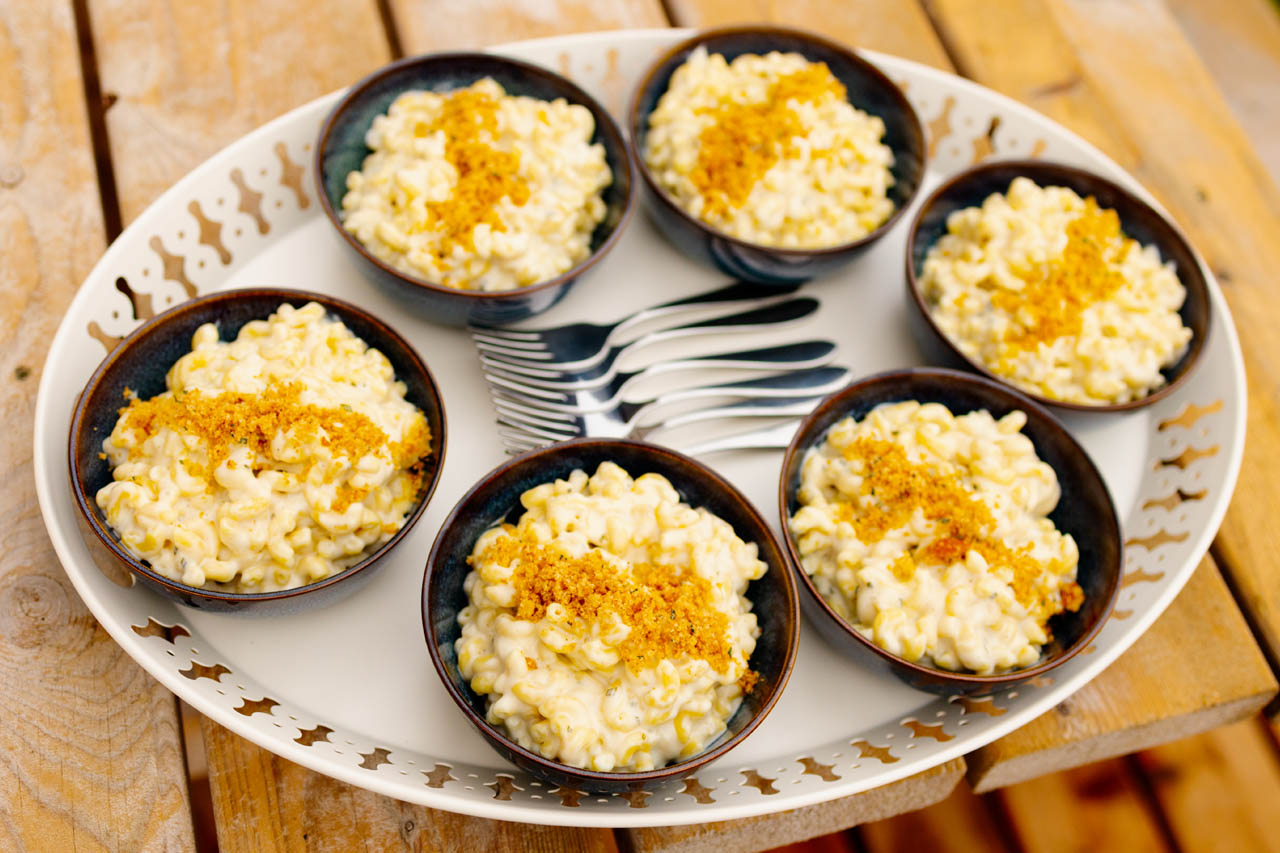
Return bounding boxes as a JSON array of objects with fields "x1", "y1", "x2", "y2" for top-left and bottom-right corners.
[
  {"x1": 315, "y1": 52, "x2": 634, "y2": 327},
  {"x1": 423, "y1": 438, "x2": 800, "y2": 793},
  {"x1": 778, "y1": 368, "x2": 1121, "y2": 696},
  {"x1": 69, "y1": 288, "x2": 447, "y2": 614},
  {"x1": 905, "y1": 159, "x2": 1212, "y2": 412},
  {"x1": 628, "y1": 25, "x2": 926, "y2": 284}
]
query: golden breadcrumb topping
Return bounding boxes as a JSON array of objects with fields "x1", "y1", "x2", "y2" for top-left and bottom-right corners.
[
  {"x1": 993, "y1": 198, "x2": 1127, "y2": 352},
  {"x1": 421, "y1": 87, "x2": 531, "y2": 262},
  {"x1": 691, "y1": 65, "x2": 845, "y2": 219},
  {"x1": 835, "y1": 437, "x2": 1081, "y2": 619},
  {"x1": 478, "y1": 530, "x2": 733, "y2": 674},
  {"x1": 115, "y1": 381, "x2": 431, "y2": 509}
]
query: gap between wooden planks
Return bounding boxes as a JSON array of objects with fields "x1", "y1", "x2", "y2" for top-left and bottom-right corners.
[
  {"x1": 669, "y1": 0, "x2": 1278, "y2": 789},
  {"x1": 0, "y1": 2, "x2": 196, "y2": 849},
  {"x1": 919, "y1": 0, "x2": 1280, "y2": 720},
  {"x1": 73, "y1": 0, "x2": 1280, "y2": 850}
]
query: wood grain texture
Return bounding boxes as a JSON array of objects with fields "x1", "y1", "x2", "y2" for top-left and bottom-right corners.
[
  {"x1": 86, "y1": 0, "x2": 392, "y2": 224},
  {"x1": 1134, "y1": 717, "x2": 1280, "y2": 852},
  {"x1": 996, "y1": 758, "x2": 1172, "y2": 853},
  {"x1": 0, "y1": 1, "x2": 195, "y2": 850},
  {"x1": 665, "y1": 0, "x2": 952, "y2": 70},
  {"x1": 924, "y1": 0, "x2": 1280, "y2": 715},
  {"x1": 389, "y1": 0, "x2": 667, "y2": 54},
  {"x1": 967, "y1": 559, "x2": 1275, "y2": 792},
  {"x1": 202, "y1": 720, "x2": 617, "y2": 853},
  {"x1": 1166, "y1": 0, "x2": 1280, "y2": 187},
  {"x1": 624, "y1": 759, "x2": 964, "y2": 853},
  {"x1": 859, "y1": 778, "x2": 1010, "y2": 853}
]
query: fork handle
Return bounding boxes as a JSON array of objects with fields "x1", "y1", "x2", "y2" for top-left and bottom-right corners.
[
  {"x1": 631, "y1": 340, "x2": 836, "y2": 382},
  {"x1": 653, "y1": 365, "x2": 850, "y2": 405},
  {"x1": 614, "y1": 281, "x2": 801, "y2": 340},
  {"x1": 678, "y1": 420, "x2": 803, "y2": 455},
  {"x1": 655, "y1": 393, "x2": 827, "y2": 431},
  {"x1": 622, "y1": 298, "x2": 819, "y2": 358}
]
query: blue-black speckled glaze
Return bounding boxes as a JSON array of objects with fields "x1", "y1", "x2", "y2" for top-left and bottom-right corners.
[
  {"x1": 69, "y1": 288, "x2": 447, "y2": 615},
  {"x1": 779, "y1": 368, "x2": 1122, "y2": 696},
  {"x1": 423, "y1": 439, "x2": 799, "y2": 793},
  {"x1": 629, "y1": 26, "x2": 926, "y2": 285},
  {"x1": 905, "y1": 159, "x2": 1212, "y2": 413},
  {"x1": 315, "y1": 53, "x2": 634, "y2": 327}
]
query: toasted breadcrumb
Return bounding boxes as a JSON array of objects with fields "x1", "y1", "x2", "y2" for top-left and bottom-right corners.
[{"x1": 480, "y1": 531, "x2": 733, "y2": 674}]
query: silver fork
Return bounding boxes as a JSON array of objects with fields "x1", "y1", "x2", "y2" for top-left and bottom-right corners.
[
  {"x1": 491, "y1": 366, "x2": 850, "y2": 451},
  {"x1": 470, "y1": 280, "x2": 801, "y2": 370},
  {"x1": 497, "y1": 393, "x2": 831, "y2": 453},
  {"x1": 677, "y1": 419, "x2": 805, "y2": 456},
  {"x1": 479, "y1": 298, "x2": 821, "y2": 383},
  {"x1": 483, "y1": 340, "x2": 836, "y2": 405}
]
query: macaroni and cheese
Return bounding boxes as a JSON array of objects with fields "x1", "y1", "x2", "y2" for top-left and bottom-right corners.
[
  {"x1": 96, "y1": 302, "x2": 432, "y2": 593},
  {"x1": 789, "y1": 401, "x2": 1081, "y2": 674},
  {"x1": 921, "y1": 177, "x2": 1192, "y2": 404},
  {"x1": 341, "y1": 78, "x2": 612, "y2": 291},
  {"x1": 456, "y1": 462, "x2": 764, "y2": 772},
  {"x1": 643, "y1": 47, "x2": 895, "y2": 248}
]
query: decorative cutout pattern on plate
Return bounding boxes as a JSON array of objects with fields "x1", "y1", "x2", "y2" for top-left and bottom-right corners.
[
  {"x1": 131, "y1": 617, "x2": 190, "y2": 642},
  {"x1": 31, "y1": 31, "x2": 1245, "y2": 826},
  {"x1": 235, "y1": 697, "x2": 280, "y2": 717}
]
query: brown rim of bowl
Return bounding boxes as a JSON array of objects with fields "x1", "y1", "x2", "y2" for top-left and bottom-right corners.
[
  {"x1": 627, "y1": 24, "x2": 926, "y2": 259},
  {"x1": 777, "y1": 366, "x2": 1122, "y2": 687},
  {"x1": 68, "y1": 287, "x2": 447, "y2": 603},
  {"x1": 904, "y1": 158, "x2": 1213, "y2": 413},
  {"x1": 313, "y1": 52, "x2": 636, "y2": 302},
  {"x1": 422, "y1": 437, "x2": 800, "y2": 786}
]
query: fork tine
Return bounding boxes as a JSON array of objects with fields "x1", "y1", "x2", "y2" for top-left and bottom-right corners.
[
  {"x1": 472, "y1": 339, "x2": 558, "y2": 361},
  {"x1": 469, "y1": 333, "x2": 548, "y2": 352},
  {"x1": 483, "y1": 372, "x2": 572, "y2": 403},
  {"x1": 491, "y1": 401, "x2": 578, "y2": 430},
  {"x1": 498, "y1": 421, "x2": 574, "y2": 443},
  {"x1": 502, "y1": 436, "x2": 543, "y2": 454},
  {"x1": 479, "y1": 354, "x2": 570, "y2": 380},
  {"x1": 488, "y1": 389, "x2": 586, "y2": 415},
  {"x1": 466, "y1": 325, "x2": 542, "y2": 341}
]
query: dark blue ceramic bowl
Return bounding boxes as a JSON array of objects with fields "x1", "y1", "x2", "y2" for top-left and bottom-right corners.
[
  {"x1": 315, "y1": 53, "x2": 634, "y2": 327},
  {"x1": 629, "y1": 26, "x2": 926, "y2": 284},
  {"x1": 423, "y1": 439, "x2": 799, "y2": 793},
  {"x1": 779, "y1": 368, "x2": 1121, "y2": 696},
  {"x1": 69, "y1": 288, "x2": 447, "y2": 614},
  {"x1": 905, "y1": 159, "x2": 1212, "y2": 412}
]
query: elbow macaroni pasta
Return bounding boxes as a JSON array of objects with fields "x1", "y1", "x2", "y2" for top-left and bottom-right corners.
[
  {"x1": 920, "y1": 177, "x2": 1192, "y2": 404},
  {"x1": 456, "y1": 462, "x2": 765, "y2": 772},
  {"x1": 789, "y1": 401, "x2": 1081, "y2": 675},
  {"x1": 341, "y1": 78, "x2": 612, "y2": 292},
  {"x1": 96, "y1": 302, "x2": 431, "y2": 592},
  {"x1": 643, "y1": 47, "x2": 895, "y2": 248}
]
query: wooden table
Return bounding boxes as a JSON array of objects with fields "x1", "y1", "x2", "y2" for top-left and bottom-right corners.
[{"x1": 6, "y1": 0, "x2": 1280, "y2": 849}]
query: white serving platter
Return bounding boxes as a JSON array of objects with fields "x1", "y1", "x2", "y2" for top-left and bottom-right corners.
[{"x1": 32, "y1": 28, "x2": 1245, "y2": 827}]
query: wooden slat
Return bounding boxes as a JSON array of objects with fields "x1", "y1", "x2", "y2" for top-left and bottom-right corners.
[
  {"x1": 664, "y1": 0, "x2": 952, "y2": 71},
  {"x1": 87, "y1": 0, "x2": 392, "y2": 224},
  {"x1": 678, "y1": 0, "x2": 1278, "y2": 781},
  {"x1": 625, "y1": 759, "x2": 964, "y2": 853},
  {"x1": 923, "y1": 0, "x2": 1280, "y2": 718},
  {"x1": 996, "y1": 758, "x2": 1172, "y2": 853},
  {"x1": 1165, "y1": 0, "x2": 1280, "y2": 187},
  {"x1": 389, "y1": 0, "x2": 667, "y2": 54},
  {"x1": 967, "y1": 559, "x2": 1275, "y2": 791},
  {"x1": 202, "y1": 721, "x2": 618, "y2": 853},
  {"x1": 858, "y1": 779, "x2": 1011, "y2": 853},
  {"x1": 1134, "y1": 717, "x2": 1280, "y2": 851},
  {"x1": 0, "y1": 1, "x2": 195, "y2": 849},
  {"x1": 84, "y1": 2, "x2": 633, "y2": 850}
]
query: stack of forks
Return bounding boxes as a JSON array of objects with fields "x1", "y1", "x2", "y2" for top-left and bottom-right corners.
[{"x1": 470, "y1": 282, "x2": 851, "y2": 455}]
